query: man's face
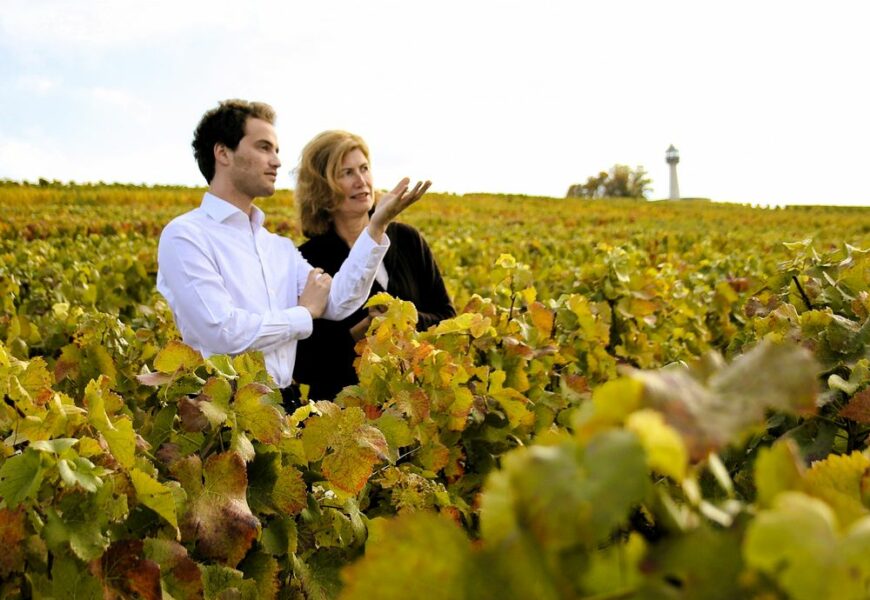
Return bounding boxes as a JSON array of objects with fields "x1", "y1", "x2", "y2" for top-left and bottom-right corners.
[{"x1": 226, "y1": 117, "x2": 281, "y2": 199}]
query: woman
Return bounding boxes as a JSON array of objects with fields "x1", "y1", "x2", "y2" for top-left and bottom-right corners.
[{"x1": 293, "y1": 130, "x2": 456, "y2": 400}]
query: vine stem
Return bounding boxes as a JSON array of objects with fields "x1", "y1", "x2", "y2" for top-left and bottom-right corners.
[
  {"x1": 372, "y1": 446, "x2": 422, "y2": 476},
  {"x1": 792, "y1": 275, "x2": 813, "y2": 310}
]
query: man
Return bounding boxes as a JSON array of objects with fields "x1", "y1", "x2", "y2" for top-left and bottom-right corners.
[{"x1": 156, "y1": 99, "x2": 429, "y2": 406}]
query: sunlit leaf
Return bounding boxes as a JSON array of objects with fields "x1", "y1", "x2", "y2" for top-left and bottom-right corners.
[
  {"x1": 340, "y1": 512, "x2": 471, "y2": 599},
  {"x1": 153, "y1": 340, "x2": 202, "y2": 373},
  {"x1": 744, "y1": 492, "x2": 870, "y2": 600},
  {"x1": 130, "y1": 467, "x2": 179, "y2": 534}
]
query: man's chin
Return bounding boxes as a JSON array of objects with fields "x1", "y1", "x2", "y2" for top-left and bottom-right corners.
[{"x1": 257, "y1": 184, "x2": 276, "y2": 198}]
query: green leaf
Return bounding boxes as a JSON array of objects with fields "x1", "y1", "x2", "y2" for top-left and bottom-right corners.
[
  {"x1": 579, "y1": 533, "x2": 646, "y2": 597},
  {"x1": 239, "y1": 552, "x2": 280, "y2": 600},
  {"x1": 30, "y1": 438, "x2": 78, "y2": 454},
  {"x1": 744, "y1": 492, "x2": 870, "y2": 600},
  {"x1": 44, "y1": 500, "x2": 110, "y2": 561},
  {"x1": 51, "y1": 552, "x2": 102, "y2": 600},
  {"x1": 641, "y1": 525, "x2": 745, "y2": 600},
  {"x1": 131, "y1": 467, "x2": 180, "y2": 534},
  {"x1": 57, "y1": 457, "x2": 103, "y2": 492},
  {"x1": 201, "y1": 564, "x2": 258, "y2": 600},
  {"x1": 340, "y1": 512, "x2": 471, "y2": 600},
  {"x1": 487, "y1": 369, "x2": 534, "y2": 429},
  {"x1": 480, "y1": 431, "x2": 648, "y2": 551},
  {"x1": 0, "y1": 448, "x2": 45, "y2": 507},
  {"x1": 374, "y1": 412, "x2": 414, "y2": 461},
  {"x1": 573, "y1": 377, "x2": 644, "y2": 440},
  {"x1": 260, "y1": 515, "x2": 297, "y2": 557},
  {"x1": 754, "y1": 440, "x2": 805, "y2": 507}
]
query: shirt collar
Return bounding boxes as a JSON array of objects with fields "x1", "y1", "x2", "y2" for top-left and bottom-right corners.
[{"x1": 201, "y1": 192, "x2": 266, "y2": 229}]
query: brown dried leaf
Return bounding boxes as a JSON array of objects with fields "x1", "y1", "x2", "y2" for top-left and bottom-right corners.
[
  {"x1": 177, "y1": 452, "x2": 260, "y2": 567},
  {"x1": 839, "y1": 388, "x2": 870, "y2": 425},
  {"x1": 89, "y1": 540, "x2": 161, "y2": 600}
]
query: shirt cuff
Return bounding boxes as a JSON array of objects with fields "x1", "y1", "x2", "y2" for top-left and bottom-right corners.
[{"x1": 285, "y1": 306, "x2": 314, "y2": 339}]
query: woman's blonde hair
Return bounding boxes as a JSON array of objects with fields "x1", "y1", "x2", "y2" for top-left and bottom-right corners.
[{"x1": 296, "y1": 130, "x2": 371, "y2": 237}]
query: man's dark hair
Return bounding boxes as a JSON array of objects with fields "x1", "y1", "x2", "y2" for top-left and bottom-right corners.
[{"x1": 191, "y1": 99, "x2": 276, "y2": 183}]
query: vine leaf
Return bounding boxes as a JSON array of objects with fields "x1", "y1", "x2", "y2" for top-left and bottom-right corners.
[
  {"x1": 0, "y1": 507, "x2": 27, "y2": 578},
  {"x1": 153, "y1": 340, "x2": 203, "y2": 373},
  {"x1": 271, "y1": 464, "x2": 308, "y2": 516},
  {"x1": 131, "y1": 468, "x2": 180, "y2": 535},
  {"x1": 529, "y1": 301, "x2": 555, "y2": 337},
  {"x1": 754, "y1": 440, "x2": 805, "y2": 507},
  {"x1": 84, "y1": 376, "x2": 136, "y2": 469},
  {"x1": 239, "y1": 552, "x2": 280, "y2": 600},
  {"x1": 302, "y1": 402, "x2": 389, "y2": 494},
  {"x1": 174, "y1": 452, "x2": 260, "y2": 567},
  {"x1": 487, "y1": 369, "x2": 534, "y2": 429},
  {"x1": 234, "y1": 382, "x2": 286, "y2": 445},
  {"x1": 143, "y1": 538, "x2": 204, "y2": 599},
  {"x1": 839, "y1": 388, "x2": 870, "y2": 424},
  {"x1": 630, "y1": 341, "x2": 818, "y2": 460},
  {"x1": 0, "y1": 448, "x2": 44, "y2": 507},
  {"x1": 340, "y1": 512, "x2": 471, "y2": 600},
  {"x1": 625, "y1": 409, "x2": 687, "y2": 481},
  {"x1": 744, "y1": 492, "x2": 870, "y2": 600},
  {"x1": 89, "y1": 539, "x2": 161, "y2": 600},
  {"x1": 480, "y1": 431, "x2": 648, "y2": 552},
  {"x1": 803, "y1": 451, "x2": 870, "y2": 527}
]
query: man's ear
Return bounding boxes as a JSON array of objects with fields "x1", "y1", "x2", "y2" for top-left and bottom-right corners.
[{"x1": 214, "y1": 142, "x2": 231, "y2": 167}]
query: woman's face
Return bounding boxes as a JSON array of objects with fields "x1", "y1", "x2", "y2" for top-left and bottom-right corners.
[{"x1": 334, "y1": 148, "x2": 374, "y2": 220}]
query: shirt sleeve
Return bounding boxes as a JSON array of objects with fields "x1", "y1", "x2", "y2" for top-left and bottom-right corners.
[
  {"x1": 157, "y1": 225, "x2": 313, "y2": 356},
  {"x1": 321, "y1": 228, "x2": 390, "y2": 321}
]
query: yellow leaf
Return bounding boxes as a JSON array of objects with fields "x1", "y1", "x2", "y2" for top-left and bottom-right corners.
[
  {"x1": 131, "y1": 468, "x2": 179, "y2": 536},
  {"x1": 529, "y1": 301, "x2": 554, "y2": 337},
  {"x1": 153, "y1": 340, "x2": 203, "y2": 374},
  {"x1": 625, "y1": 409, "x2": 687, "y2": 481}
]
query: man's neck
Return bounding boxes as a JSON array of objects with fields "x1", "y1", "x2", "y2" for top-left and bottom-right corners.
[{"x1": 208, "y1": 182, "x2": 255, "y2": 217}]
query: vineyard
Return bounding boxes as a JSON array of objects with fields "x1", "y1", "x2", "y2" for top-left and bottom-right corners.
[{"x1": 1, "y1": 180, "x2": 869, "y2": 599}]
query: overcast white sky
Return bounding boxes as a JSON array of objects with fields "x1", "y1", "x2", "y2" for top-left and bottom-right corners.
[{"x1": 1, "y1": 0, "x2": 868, "y2": 206}]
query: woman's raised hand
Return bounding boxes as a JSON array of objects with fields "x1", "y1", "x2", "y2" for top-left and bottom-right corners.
[{"x1": 368, "y1": 178, "x2": 432, "y2": 243}]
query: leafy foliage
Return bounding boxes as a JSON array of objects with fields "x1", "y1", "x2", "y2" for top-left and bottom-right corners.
[{"x1": 1, "y1": 183, "x2": 869, "y2": 598}]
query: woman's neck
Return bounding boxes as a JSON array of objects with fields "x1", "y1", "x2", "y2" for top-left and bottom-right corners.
[{"x1": 333, "y1": 213, "x2": 371, "y2": 247}]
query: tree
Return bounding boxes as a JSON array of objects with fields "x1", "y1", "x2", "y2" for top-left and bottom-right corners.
[{"x1": 567, "y1": 164, "x2": 651, "y2": 199}]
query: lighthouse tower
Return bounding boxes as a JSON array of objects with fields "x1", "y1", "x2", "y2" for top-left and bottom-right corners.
[{"x1": 665, "y1": 145, "x2": 680, "y2": 200}]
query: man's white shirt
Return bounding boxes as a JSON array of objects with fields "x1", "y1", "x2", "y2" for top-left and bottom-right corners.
[{"x1": 156, "y1": 192, "x2": 389, "y2": 388}]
